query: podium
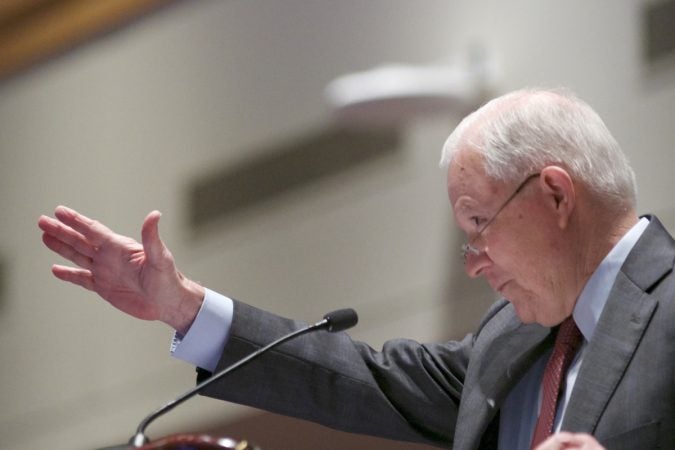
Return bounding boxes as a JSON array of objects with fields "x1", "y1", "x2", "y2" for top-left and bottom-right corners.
[
  {"x1": 99, "y1": 433, "x2": 260, "y2": 450},
  {"x1": 136, "y1": 434, "x2": 260, "y2": 450}
]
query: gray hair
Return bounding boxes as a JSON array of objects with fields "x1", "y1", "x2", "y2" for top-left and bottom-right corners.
[{"x1": 440, "y1": 88, "x2": 637, "y2": 208}]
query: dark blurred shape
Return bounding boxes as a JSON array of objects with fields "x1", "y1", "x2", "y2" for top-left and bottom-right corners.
[
  {"x1": 644, "y1": 0, "x2": 675, "y2": 63},
  {"x1": 188, "y1": 126, "x2": 401, "y2": 230}
]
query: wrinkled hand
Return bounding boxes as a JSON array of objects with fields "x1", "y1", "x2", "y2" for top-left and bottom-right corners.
[
  {"x1": 534, "y1": 432, "x2": 606, "y2": 450},
  {"x1": 38, "y1": 206, "x2": 204, "y2": 334}
]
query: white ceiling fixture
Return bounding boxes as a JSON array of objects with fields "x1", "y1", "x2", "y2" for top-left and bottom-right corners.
[{"x1": 325, "y1": 52, "x2": 495, "y2": 127}]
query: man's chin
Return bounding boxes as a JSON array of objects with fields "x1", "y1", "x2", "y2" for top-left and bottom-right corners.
[
  {"x1": 505, "y1": 298, "x2": 538, "y2": 324},
  {"x1": 511, "y1": 303, "x2": 566, "y2": 327}
]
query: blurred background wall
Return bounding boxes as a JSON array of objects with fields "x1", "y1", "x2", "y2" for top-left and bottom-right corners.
[{"x1": 0, "y1": 1, "x2": 673, "y2": 449}]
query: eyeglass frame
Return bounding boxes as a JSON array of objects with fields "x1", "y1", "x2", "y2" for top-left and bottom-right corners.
[{"x1": 461, "y1": 172, "x2": 541, "y2": 262}]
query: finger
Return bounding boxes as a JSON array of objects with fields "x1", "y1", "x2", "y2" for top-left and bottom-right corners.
[
  {"x1": 534, "y1": 433, "x2": 573, "y2": 450},
  {"x1": 566, "y1": 433, "x2": 604, "y2": 450},
  {"x1": 141, "y1": 211, "x2": 172, "y2": 266},
  {"x1": 40, "y1": 216, "x2": 93, "y2": 263},
  {"x1": 554, "y1": 431, "x2": 575, "y2": 444},
  {"x1": 42, "y1": 233, "x2": 94, "y2": 269},
  {"x1": 40, "y1": 212, "x2": 98, "y2": 258},
  {"x1": 54, "y1": 205, "x2": 114, "y2": 248},
  {"x1": 52, "y1": 265, "x2": 96, "y2": 291},
  {"x1": 553, "y1": 433, "x2": 603, "y2": 450},
  {"x1": 39, "y1": 214, "x2": 97, "y2": 259}
]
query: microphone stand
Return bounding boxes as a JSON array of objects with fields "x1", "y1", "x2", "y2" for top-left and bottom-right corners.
[{"x1": 129, "y1": 309, "x2": 357, "y2": 447}]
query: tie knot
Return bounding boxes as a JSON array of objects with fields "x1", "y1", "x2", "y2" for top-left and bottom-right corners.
[{"x1": 556, "y1": 317, "x2": 583, "y2": 352}]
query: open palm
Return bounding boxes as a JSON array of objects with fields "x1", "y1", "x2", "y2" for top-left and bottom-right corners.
[{"x1": 38, "y1": 206, "x2": 202, "y2": 333}]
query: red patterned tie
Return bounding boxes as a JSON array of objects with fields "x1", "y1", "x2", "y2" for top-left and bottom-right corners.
[{"x1": 530, "y1": 317, "x2": 583, "y2": 449}]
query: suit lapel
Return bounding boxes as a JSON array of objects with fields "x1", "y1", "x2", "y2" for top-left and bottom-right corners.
[
  {"x1": 455, "y1": 310, "x2": 552, "y2": 450},
  {"x1": 563, "y1": 216, "x2": 673, "y2": 432},
  {"x1": 477, "y1": 323, "x2": 552, "y2": 407},
  {"x1": 563, "y1": 274, "x2": 657, "y2": 431}
]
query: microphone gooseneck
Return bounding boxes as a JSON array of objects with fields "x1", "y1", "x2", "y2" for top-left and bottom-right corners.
[{"x1": 129, "y1": 308, "x2": 358, "y2": 447}]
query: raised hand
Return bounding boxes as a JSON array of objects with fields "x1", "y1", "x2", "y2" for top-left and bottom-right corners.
[{"x1": 38, "y1": 206, "x2": 204, "y2": 334}]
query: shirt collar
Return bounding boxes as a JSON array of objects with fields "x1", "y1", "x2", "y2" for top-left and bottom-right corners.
[{"x1": 573, "y1": 217, "x2": 649, "y2": 341}]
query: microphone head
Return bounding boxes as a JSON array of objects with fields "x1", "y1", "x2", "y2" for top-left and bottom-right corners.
[{"x1": 323, "y1": 308, "x2": 358, "y2": 332}]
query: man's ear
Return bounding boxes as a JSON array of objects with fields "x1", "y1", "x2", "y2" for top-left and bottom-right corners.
[{"x1": 539, "y1": 166, "x2": 575, "y2": 228}]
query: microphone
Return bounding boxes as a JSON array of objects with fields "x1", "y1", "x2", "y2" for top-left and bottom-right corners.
[
  {"x1": 321, "y1": 308, "x2": 359, "y2": 332},
  {"x1": 114, "y1": 308, "x2": 358, "y2": 448}
]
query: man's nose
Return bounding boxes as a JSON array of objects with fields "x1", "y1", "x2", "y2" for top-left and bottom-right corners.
[{"x1": 464, "y1": 249, "x2": 492, "y2": 278}]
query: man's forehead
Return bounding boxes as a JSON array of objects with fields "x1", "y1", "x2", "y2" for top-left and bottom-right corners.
[
  {"x1": 447, "y1": 150, "x2": 512, "y2": 215},
  {"x1": 447, "y1": 150, "x2": 488, "y2": 197}
]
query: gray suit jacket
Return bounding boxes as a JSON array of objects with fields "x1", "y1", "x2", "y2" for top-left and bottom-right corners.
[{"x1": 200, "y1": 216, "x2": 675, "y2": 449}]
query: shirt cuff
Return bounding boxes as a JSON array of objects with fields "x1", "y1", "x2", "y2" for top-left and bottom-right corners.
[{"x1": 170, "y1": 288, "x2": 233, "y2": 372}]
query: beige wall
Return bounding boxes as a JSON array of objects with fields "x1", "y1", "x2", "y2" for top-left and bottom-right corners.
[{"x1": 0, "y1": 1, "x2": 673, "y2": 449}]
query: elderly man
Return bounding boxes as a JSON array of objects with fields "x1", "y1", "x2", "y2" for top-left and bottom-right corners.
[{"x1": 39, "y1": 89, "x2": 673, "y2": 449}]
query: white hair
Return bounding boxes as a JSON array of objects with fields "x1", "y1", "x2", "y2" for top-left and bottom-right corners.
[{"x1": 440, "y1": 88, "x2": 637, "y2": 208}]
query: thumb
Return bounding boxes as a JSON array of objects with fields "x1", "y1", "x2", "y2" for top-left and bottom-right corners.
[{"x1": 141, "y1": 210, "x2": 172, "y2": 265}]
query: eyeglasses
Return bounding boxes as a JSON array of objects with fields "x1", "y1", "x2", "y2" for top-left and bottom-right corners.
[{"x1": 461, "y1": 173, "x2": 540, "y2": 262}]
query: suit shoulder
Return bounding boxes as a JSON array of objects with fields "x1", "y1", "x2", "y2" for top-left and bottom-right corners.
[{"x1": 473, "y1": 299, "x2": 515, "y2": 339}]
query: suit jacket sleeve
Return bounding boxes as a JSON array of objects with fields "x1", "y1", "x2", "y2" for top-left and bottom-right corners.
[{"x1": 197, "y1": 299, "x2": 481, "y2": 447}]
